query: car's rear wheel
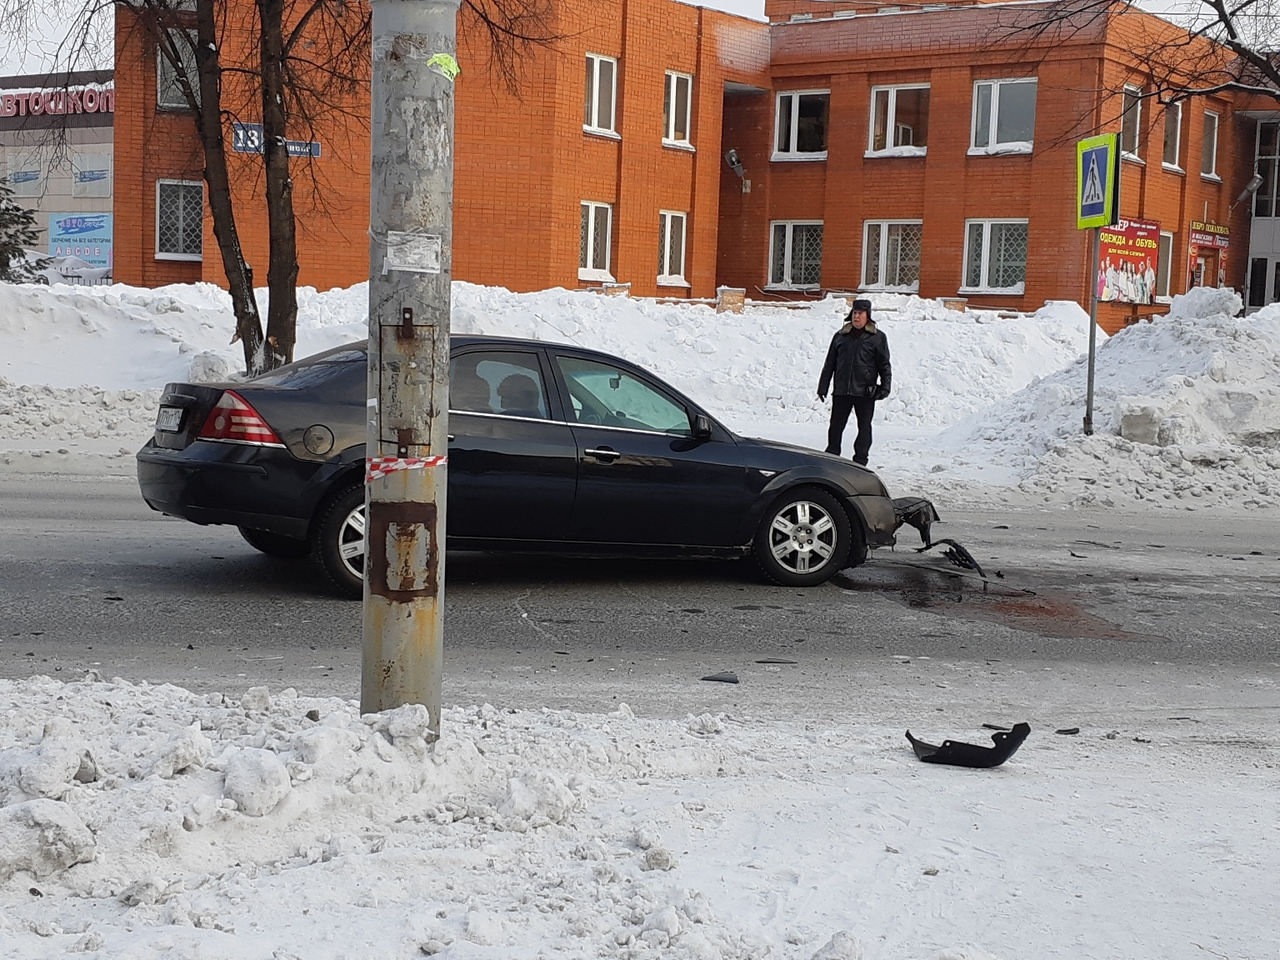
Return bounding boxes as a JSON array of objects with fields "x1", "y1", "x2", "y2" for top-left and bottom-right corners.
[
  {"x1": 238, "y1": 526, "x2": 311, "y2": 559},
  {"x1": 753, "y1": 486, "x2": 852, "y2": 587},
  {"x1": 312, "y1": 482, "x2": 365, "y2": 598}
]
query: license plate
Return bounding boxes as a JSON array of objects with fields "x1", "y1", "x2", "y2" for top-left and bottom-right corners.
[{"x1": 156, "y1": 406, "x2": 184, "y2": 432}]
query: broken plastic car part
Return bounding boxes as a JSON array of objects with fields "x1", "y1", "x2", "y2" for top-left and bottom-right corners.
[{"x1": 905, "y1": 722, "x2": 1031, "y2": 768}]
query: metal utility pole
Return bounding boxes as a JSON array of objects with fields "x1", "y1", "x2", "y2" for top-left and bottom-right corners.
[{"x1": 363, "y1": 0, "x2": 462, "y2": 731}]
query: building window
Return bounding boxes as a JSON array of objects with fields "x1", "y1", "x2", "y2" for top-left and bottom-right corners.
[
  {"x1": 1157, "y1": 231, "x2": 1174, "y2": 299},
  {"x1": 4, "y1": 153, "x2": 42, "y2": 198},
  {"x1": 658, "y1": 211, "x2": 687, "y2": 285},
  {"x1": 768, "y1": 221, "x2": 823, "y2": 288},
  {"x1": 970, "y1": 79, "x2": 1036, "y2": 152},
  {"x1": 1162, "y1": 101, "x2": 1182, "y2": 169},
  {"x1": 1201, "y1": 111, "x2": 1219, "y2": 178},
  {"x1": 862, "y1": 221, "x2": 922, "y2": 290},
  {"x1": 584, "y1": 54, "x2": 617, "y2": 135},
  {"x1": 1257, "y1": 121, "x2": 1279, "y2": 218},
  {"x1": 869, "y1": 85, "x2": 929, "y2": 153},
  {"x1": 157, "y1": 30, "x2": 199, "y2": 110},
  {"x1": 156, "y1": 179, "x2": 203, "y2": 260},
  {"x1": 774, "y1": 91, "x2": 829, "y2": 159},
  {"x1": 1121, "y1": 86, "x2": 1142, "y2": 159},
  {"x1": 962, "y1": 219, "x2": 1027, "y2": 293},
  {"x1": 72, "y1": 152, "x2": 112, "y2": 199},
  {"x1": 663, "y1": 72, "x2": 692, "y2": 146},
  {"x1": 579, "y1": 201, "x2": 613, "y2": 281}
]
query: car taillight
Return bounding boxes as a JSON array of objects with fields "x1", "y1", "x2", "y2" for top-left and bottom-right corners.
[{"x1": 197, "y1": 391, "x2": 283, "y2": 445}]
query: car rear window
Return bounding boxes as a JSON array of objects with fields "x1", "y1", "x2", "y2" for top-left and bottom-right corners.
[{"x1": 250, "y1": 346, "x2": 367, "y2": 388}]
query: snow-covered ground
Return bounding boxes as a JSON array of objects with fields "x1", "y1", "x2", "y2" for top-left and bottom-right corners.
[{"x1": 1, "y1": 279, "x2": 1278, "y2": 959}]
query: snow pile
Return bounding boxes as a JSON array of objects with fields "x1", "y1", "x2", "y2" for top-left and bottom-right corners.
[
  {"x1": 942, "y1": 312, "x2": 1280, "y2": 510},
  {"x1": 3, "y1": 277, "x2": 1279, "y2": 510},
  {"x1": 0, "y1": 674, "x2": 1273, "y2": 960}
]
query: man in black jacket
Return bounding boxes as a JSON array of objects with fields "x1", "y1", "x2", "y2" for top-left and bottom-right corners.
[{"x1": 816, "y1": 299, "x2": 891, "y2": 465}]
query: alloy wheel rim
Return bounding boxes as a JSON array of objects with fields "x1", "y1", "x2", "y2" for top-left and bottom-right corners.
[
  {"x1": 769, "y1": 500, "x2": 836, "y2": 575},
  {"x1": 338, "y1": 505, "x2": 367, "y2": 581}
]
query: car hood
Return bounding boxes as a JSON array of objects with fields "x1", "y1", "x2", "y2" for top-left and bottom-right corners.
[{"x1": 735, "y1": 433, "x2": 889, "y2": 496}]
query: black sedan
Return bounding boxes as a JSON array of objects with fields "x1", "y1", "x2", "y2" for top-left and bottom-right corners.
[{"x1": 137, "y1": 336, "x2": 902, "y2": 597}]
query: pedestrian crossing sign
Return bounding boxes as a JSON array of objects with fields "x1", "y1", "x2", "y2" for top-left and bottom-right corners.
[{"x1": 1077, "y1": 133, "x2": 1119, "y2": 229}]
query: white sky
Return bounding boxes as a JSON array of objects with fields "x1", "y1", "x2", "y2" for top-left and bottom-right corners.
[{"x1": 0, "y1": 279, "x2": 1278, "y2": 957}]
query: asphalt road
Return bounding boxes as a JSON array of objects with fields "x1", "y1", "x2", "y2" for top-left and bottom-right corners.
[{"x1": 2, "y1": 473, "x2": 1278, "y2": 726}]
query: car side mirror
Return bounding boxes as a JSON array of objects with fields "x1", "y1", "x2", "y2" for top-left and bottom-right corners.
[{"x1": 692, "y1": 413, "x2": 712, "y2": 440}]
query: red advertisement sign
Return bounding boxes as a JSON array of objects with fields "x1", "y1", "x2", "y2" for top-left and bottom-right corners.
[{"x1": 1096, "y1": 217, "x2": 1160, "y2": 304}]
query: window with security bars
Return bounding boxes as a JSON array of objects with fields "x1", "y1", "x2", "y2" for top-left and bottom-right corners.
[
  {"x1": 658, "y1": 211, "x2": 687, "y2": 284},
  {"x1": 862, "y1": 221, "x2": 922, "y2": 290},
  {"x1": 962, "y1": 220, "x2": 1027, "y2": 292},
  {"x1": 156, "y1": 180, "x2": 203, "y2": 259},
  {"x1": 157, "y1": 29, "x2": 199, "y2": 110},
  {"x1": 769, "y1": 221, "x2": 823, "y2": 289},
  {"x1": 579, "y1": 201, "x2": 613, "y2": 280}
]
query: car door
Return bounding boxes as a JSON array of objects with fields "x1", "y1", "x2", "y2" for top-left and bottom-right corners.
[
  {"x1": 446, "y1": 347, "x2": 577, "y2": 542},
  {"x1": 551, "y1": 351, "x2": 749, "y2": 547}
]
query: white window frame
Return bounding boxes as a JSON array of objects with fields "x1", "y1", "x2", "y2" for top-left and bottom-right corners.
[
  {"x1": 867, "y1": 84, "x2": 929, "y2": 157},
  {"x1": 767, "y1": 220, "x2": 824, "y2": 290},
  {"x1": 960, "y1": 218, "x2": 1027, "y2": 294},
  {"x1": 663, "y1": 71, "x2": 693, "y2": 148},
  {"x1": 969, "y1": 78, "x2": 1036, "y2": 155},
  {"x1": 1201, "y1": 111, "x2": 1220, "y2": 180},
  {"x1": 772, "y1": 89, "x2": 829, "y2": 161},
  {"x1": 1162, "y1": 100, "x2": 1183, "y2": 171},
  {"x1": 157, "y1": 29, "x2": 199, "y2": 110},
  {"x1": 1156, "y1": 230, "x2": 1174, "y2": 300},
  {"x1": 155, "y1": 178, "x2": 204, "y2": 261},
  {"x1": 1121, "y1": 85, "x2": 1143, "y2": 161},
  {"x1": 658, "y1": 210, "x2": 688, "y2": 286},
  {"x1": 584, "y1": 53, "x2": 618, "y2": 137},
  {"x1": 579, "y1": 200, "x2": 614, "y2": 282},
  {"x1": 861, "y1": 220, "x2": 922, "y2": 292}
]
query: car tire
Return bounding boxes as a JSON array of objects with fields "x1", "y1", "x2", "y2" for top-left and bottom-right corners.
[
  {"x1": 753, "y1": 486, "x2": 852, "y2": 587},
  {"x1": 238, "y1": 526, "x2": 311, "y2": 559},
  {"x1": 312, "y1": 482, "x2": 365, "y2": 599}
]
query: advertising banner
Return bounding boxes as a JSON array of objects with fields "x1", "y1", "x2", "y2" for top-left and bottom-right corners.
[
  {"x1": 48, "y1": 212, "x2": 113, "y2": 270},
  {"x1": 1096, "y1": 217, "x2": 1159, "y2": 304}
]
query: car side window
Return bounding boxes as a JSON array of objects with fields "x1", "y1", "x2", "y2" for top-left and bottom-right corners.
[
  {"x1": 451, "y1": 351, "x2": 550, "y2": 420},
  {"x1": 555, "y1": 355, "x2": 691, "y2": 436}
]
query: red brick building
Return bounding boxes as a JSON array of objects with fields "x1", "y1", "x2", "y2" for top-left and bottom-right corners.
[{"x1": 110, "y1": 0, "x2": 1278, "y2": 333}]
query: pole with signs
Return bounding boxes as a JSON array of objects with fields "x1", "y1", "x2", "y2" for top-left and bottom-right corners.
[
  {"x1": 364, "y1": 0, "x2": 462, "y2": 732},
  {"x1": 1075, "y1": 133, "x2": 1120, "y2": 436}
]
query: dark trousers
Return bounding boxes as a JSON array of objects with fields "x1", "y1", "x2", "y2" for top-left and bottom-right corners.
[{"x1": 826, "y1": 395, "x2": 876, "y2": 465}]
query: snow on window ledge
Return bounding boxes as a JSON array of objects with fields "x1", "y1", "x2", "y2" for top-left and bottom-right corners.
[
  {"x1": 583, "y1": 126, "x2": 621, "y2": 141},
  {"x1": 1121, "y1": 152, "x2": 1144, "y2": 165},
  {"x1": 763, "y1": 283, "x2": 821, "y2": 292},
  {"x1": 662, "y1": 139, "x2": 695, "y2": 153},
  {"x1": 1162, "y1": 163, "x2": 1185, "y2": 176},
  {"x1": 770, "y1": 151, "x2": 828, "y2": 163},
  {"x1": 657, "y1": 276, "x2": 691, "y2": 288},
  {"x1": 578, "y1": 268, "x2": 616, "y2": 283},
  {"x1": 1200, "y1": 172, "x2": 1221, "y2": 183},
  {"x1": 864, "y1": 146, "x2": 927, "y2": 159},
  {"x1": 155, "y1": 252, "x2": 203, "y2": 262},
  {"x1": 966, "y1": 142, "x2": 1033, "y2": 156},
  {"x1": 860, "y1": 283, "x2": 920, "y2": 294},
  {"x1": 958, "y1": 284, "x2": 1025, "y2": 296}
]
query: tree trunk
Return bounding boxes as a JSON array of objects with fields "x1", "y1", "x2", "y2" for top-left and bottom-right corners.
[
  {"x1": 258, "y1": 0, "x2": 299, "y2": 370},
  {"x1": 194, "y1": 0, "x2": 267, "y2": 375}
]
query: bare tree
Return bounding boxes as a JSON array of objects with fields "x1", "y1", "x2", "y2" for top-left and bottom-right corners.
[
  {"x1": 993, "y1": 0, "x2": 1280, "y2": 107},
  {"x1": 2, "y1": 0, "x2": 559, "y2": 374}
]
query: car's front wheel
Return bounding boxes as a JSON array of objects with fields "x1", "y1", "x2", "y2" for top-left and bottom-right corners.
[
  {"x1": 753, "y1": 486, "x2": 851, "y2": 587},
  {"x1": 238, "y1": 526, "x2": 311, "y2": 559},
  {"x1": 312, "y1": 483, "x2": 365, "y2": 598}
]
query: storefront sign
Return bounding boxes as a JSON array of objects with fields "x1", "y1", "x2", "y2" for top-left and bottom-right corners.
[
  {"x1": 48, "y1": 212, "x2": 113, "y2": 269},
  {"x1": 1188, "y1": 219, "x2": 1229, "y2": 249},
  {"x1": 1096, "y1": 217, "x2": 1159, "y2": 304},
  {"x1": 1, "y1": 86, "x2": 114, "y2": 117}
]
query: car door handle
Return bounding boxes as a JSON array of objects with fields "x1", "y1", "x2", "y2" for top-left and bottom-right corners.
[
  {"x1": 447, "y1": 434, "x2": 455, "y2": 442},
  {"x1": 584, "y1": 446, "x2": 620, "y2": 463}
]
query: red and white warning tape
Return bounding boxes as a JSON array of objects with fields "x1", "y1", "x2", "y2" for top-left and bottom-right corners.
[{"x1": 365, "y1": 455, "x2": 448, "y2": 483}]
